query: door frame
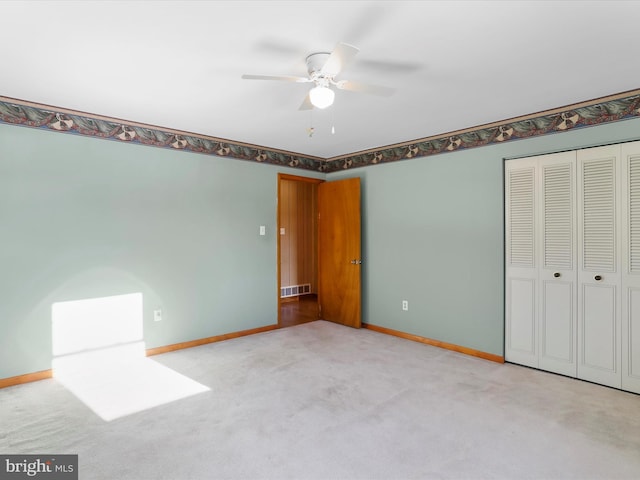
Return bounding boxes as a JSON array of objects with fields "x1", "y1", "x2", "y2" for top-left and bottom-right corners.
[{"x1": 277, "y1": 173, "x2": 324, "y2": 327}]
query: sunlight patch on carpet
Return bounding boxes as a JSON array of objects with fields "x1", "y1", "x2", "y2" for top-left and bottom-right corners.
[{"x1": 51, "y1": 293, "x2": 209, "y2": 421}]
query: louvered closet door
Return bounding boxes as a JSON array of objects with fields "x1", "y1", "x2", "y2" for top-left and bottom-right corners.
[
  {"x1": 621, "y1": 141, "x2": 640, "y2": 394},
  {"x1": 538, "y1": 152, "x2": 577, "y2": 377},
  {"x1": 577, "y1": 145, "x2": 622, "y2": 389},
  {"x1": 505, "y1": 158, "x2": 539, "y2": 367}
]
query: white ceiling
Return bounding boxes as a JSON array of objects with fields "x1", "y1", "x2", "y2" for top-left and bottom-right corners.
[{"x1": 2, "y1": 0, "x2": 639, "y2": 160}]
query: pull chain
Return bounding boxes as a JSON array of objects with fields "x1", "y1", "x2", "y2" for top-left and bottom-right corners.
[
  {"x1": 331, "y1": 101, "x2": 336, "y2": 135},
  {"x1": 307, "y1": 108, "x2": 315, "y2": 137}
]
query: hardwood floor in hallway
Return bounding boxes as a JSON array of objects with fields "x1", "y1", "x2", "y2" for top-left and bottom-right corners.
[{"x1": 279, "y1": 294, "x2": 318, "y2": 328}]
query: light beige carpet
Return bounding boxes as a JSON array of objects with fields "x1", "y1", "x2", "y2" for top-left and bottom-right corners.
[{"x1": 1, "y1": 320, "x2": 639, "y2": 479}]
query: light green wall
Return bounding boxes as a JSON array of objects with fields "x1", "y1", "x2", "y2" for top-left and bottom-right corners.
[
  {"x1": 0, "y1": 124, "x2": 322, "y2": 379},
  {"x1": 329, "y1": 118, "x2": 640, "y2": 356},
  {"x1": 3, "y1": 117, "x2": 640, "y2": 379}
]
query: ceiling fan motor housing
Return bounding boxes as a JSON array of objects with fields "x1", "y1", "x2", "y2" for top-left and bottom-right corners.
[{"x1": 306, "y1": 52, "x2": 332, "y2": 83}]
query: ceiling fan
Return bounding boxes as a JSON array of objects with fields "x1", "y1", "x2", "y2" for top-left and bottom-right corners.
[{"x1": 241, "y1": 42, "x2": 395, "y2": 110}]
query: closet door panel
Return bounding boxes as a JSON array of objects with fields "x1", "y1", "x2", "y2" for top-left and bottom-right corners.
[
  {"x1": 541, "y1": 281, "x2": 574, "y2": 366},
  {"x1": 538, "y1": 153, "x2": 577, "y2": 377},
  {"x1": 581, "y1": 283, "x2": 617, "y2": 371},
  {"x1": 577, "y1": 145, "x2": 622, "y2": 389},
  {"x1": 505, "y1": 159, "x2": 538, "y2": 367},
  {"x1": 624, "y1": 287, "x2": 640, "y2": 393},
  {"x1": 508, "y1": 278, "x2": 536, "y2": 355},
  {"x1": 621, "y1": 141, "x2": 640, "y2": 393}
]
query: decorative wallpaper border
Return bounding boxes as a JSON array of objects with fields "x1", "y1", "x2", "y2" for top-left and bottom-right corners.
[
  {"x1": 323, "y1": 89, "x2": 640, "y2": 172},
  {"x1": 1, "y1": 90, "x2": 640, "y2": 173},
  {"x1": 0, "y1": 97, "x2": 323, "y2": 172}
]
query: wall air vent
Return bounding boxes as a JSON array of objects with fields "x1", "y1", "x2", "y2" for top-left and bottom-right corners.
[{"x1": 280, "y1": 283, "x2": 312, "y2": 298}]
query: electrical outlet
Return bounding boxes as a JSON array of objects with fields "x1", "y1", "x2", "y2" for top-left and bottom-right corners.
[
  {"x1": 154, "y1": 309, "x2": 162, "y2": 322},
  {"x1": 402, "y1": 300, "x2": 408, "y2": 311}
]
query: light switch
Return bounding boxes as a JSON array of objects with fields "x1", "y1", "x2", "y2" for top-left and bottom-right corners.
[
  {"x1": 280, "y1": 228, "x2": 285, "y2": 235},
  {"x1": 259, "y1": 225, "x2": 266, "y2": 236}
]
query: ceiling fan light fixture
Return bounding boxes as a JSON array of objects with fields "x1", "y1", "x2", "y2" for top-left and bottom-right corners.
[{"x1": 309, "y1": 86, "x2": 335, "y2": 109}]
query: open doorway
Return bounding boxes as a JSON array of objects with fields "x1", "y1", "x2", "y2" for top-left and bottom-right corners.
[{"x1": 277, "y1": 174, "x2": 323, "y2": 327}]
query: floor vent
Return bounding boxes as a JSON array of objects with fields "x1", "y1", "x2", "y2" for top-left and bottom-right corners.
[{"x1": 280, "y1": 283, "x2": 311, "y2": 298}]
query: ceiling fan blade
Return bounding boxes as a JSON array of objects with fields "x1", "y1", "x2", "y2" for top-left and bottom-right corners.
[
  {"x1": 335, "y1": 80, "x2": 395, "y2": 96},
  {"x1": 357, "y1": 59, "x2": 423, "y2": 74},
  {"x1": 254, "y1": 38, "x2": 305, "y2": 56},
  {"x1": 321, "y1": 42, "x2": 359, "y2": 77},
  {"x1": 241, "y1": 74, "x2": 311, "y2": 83},
  {"x1": 298, "y1": 93, "x2": 313, "y2": 111}
]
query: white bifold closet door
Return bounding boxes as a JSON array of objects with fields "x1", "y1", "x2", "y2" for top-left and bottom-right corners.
[
  {"x1": 505, "y1": 156, "x2": 538, "y2": 368},
  {"x1": 506, "y1": 141, "x2": 640, "y2": 394},
  {"x1": 621, "y1": 142, "x2": 640, "y2": 393},
  {"x1": 538, "y1": 152, "x2": 577, "y2": 377},
  {"x1": 576, "y1": 145, "x2": 622, "y2": 389},
  {"x1": 505, "y1": 151, "x2": 577, "y2": 376}
]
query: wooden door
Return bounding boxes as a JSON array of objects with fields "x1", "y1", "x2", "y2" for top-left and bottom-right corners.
[{"x1": 318, "y1": 177, "x2": 362, "y2": 328}]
